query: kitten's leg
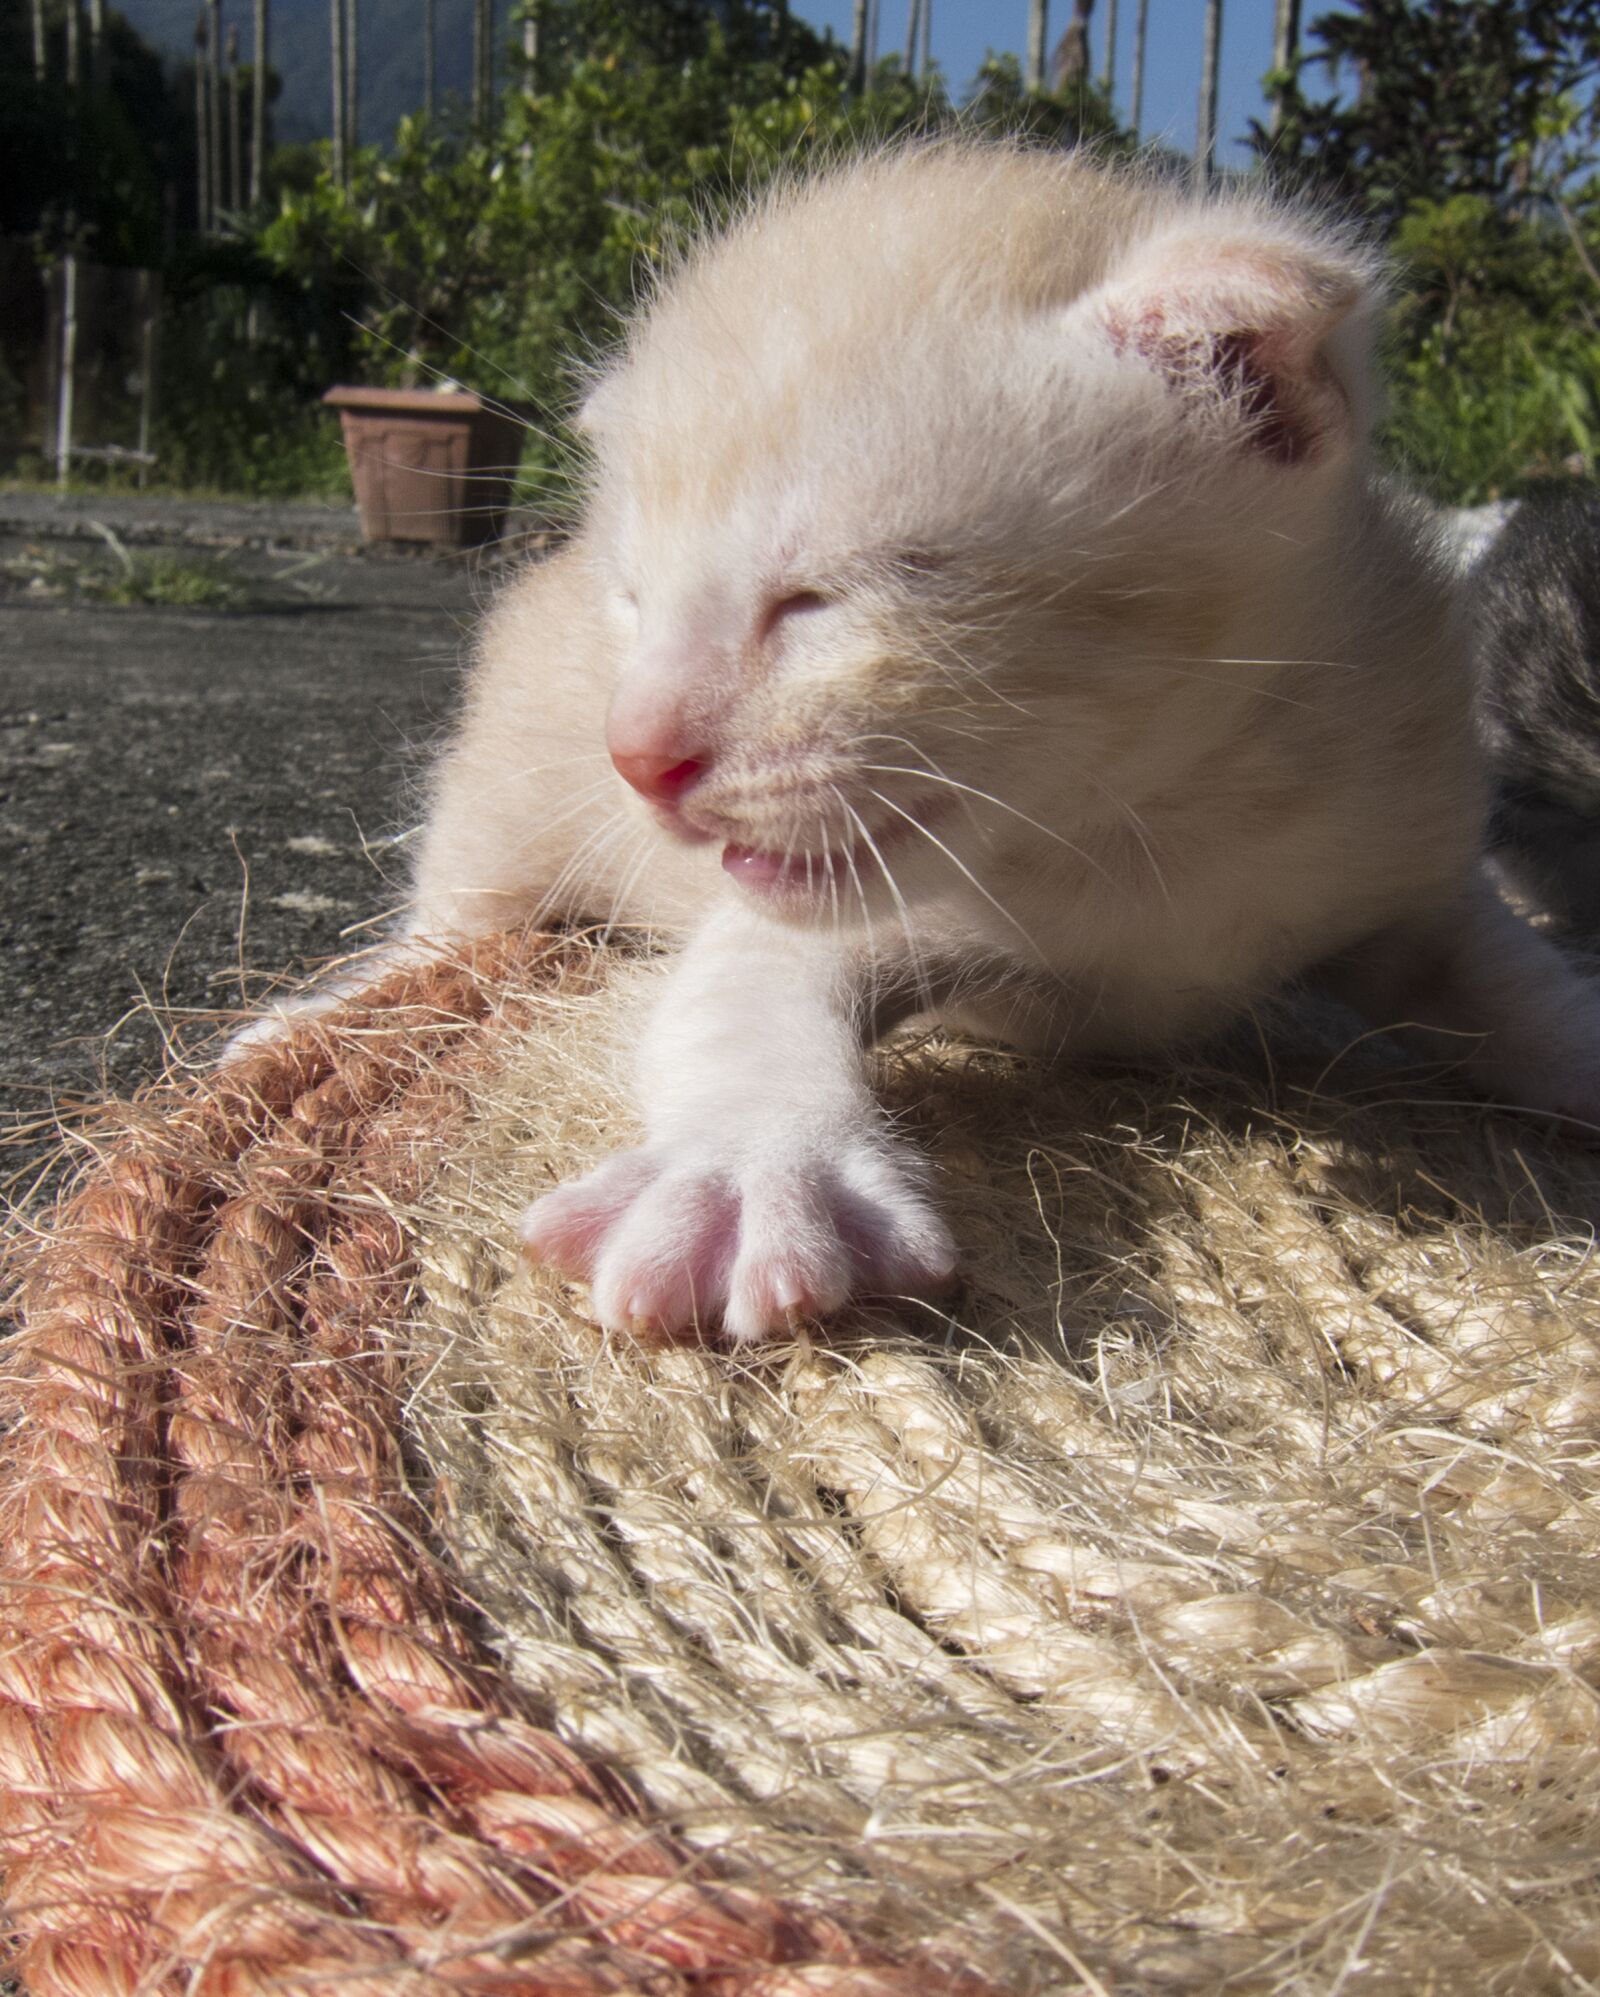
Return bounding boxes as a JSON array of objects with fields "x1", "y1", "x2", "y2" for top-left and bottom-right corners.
[
  {"x1": 521, "y1": 906, "x2": 957, "y2": 1344},
  {"x1": 220, "y1": 935, "x2": 424, "y2": 1054},
  {"x1": 1490, "y1": 795, "x2": 1600, "y2": 936},
  {"x1": 1327, "y1": 875, "x2": 1600, "y2": 1127},
  {"x1": 217, "y1": 899, "x2": 471, "y2": 1056}
]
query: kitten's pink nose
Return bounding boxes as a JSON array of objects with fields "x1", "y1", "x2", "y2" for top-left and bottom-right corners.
[{"x1": 611, "y1": 749, "x2": 708, "y2": 804}]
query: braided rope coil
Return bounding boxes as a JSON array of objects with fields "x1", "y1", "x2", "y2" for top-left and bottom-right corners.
[
  {"x1": 399, "y1": 951, "x2": 1600, "y2": 1994},
  {"x1": 0, "y1": 937, "x2": 965, "y2": 1997}
]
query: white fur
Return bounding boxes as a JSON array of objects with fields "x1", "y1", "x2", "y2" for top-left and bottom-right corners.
[{"x1": 408, "y1": 142, "x2": 1600, "y2": 1343}]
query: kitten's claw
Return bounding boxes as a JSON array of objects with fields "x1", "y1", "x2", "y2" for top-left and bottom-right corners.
[{"x1": 520, "y1": 1140, "x2": 957, "y2": 1345}]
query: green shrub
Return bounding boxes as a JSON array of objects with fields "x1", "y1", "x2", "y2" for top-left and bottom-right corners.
[{"x1": 1378, "y1": 192, "x2": 1600, "y2": 503}]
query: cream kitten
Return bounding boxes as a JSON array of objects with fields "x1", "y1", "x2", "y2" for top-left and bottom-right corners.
[{"x1": 410, "y1": 141, "x2": 1600, "y2": 1344}]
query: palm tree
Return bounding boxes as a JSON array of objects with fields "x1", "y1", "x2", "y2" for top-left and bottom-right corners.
[
  {"x1": 226, "y1": 23, "x2": 241, "y2": 210},
  {"x1": 1195, "y1": 0, "x2": 1222, "y2": 183},
  {"x1": 902, "y1": 0, "x2": 919, "y2": 73},
  {"x1": 473, "y1": 0, "x2": 491, "y2": 128},
  {"x1": 329, "y1": 0, "x2": 345, "y2": 185},
  {"x1": 1100, "y1": 0, "x2": 1116, "y2": 99},
  {"x1": 250, "y1": 0, "x2": 268, "y2": 204},
  {"x1": 346, "y1": 0, "x2": 358, "y2": 151},
  {"x1": 1270, "y1": 0, "x2": 1301, "y2": 139},
  {"x1": 1053, "y1": 0, "x2": 1092, "y2": 88},
  {"x1": 1026, "y1": 0, "x2": 1047, "y2": 93},
  {"x1": 850, "y1": 0, "x2": 867, "y2": 92},
  {"x1": 194, "y1": 9, "x2": 211, "y2": 227},
  {"x1": 1129, "y1": 0, "x2": 1147, "y2": 134},
  {"x1": 30, "y1": 0, "x2": 45, "y2": 81},
  {"x1": 423, "y1": 0, "x2": 434, "y2": 114},
  {"x1": 522, "y1": 0, "x2": 540, "y2": 94},
  {"x1": 206, "y1": 0, "x2": 221, "y2": 220}
]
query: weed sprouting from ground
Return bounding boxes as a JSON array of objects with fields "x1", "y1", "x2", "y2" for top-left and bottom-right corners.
[{"x1": 1, "y1": 544, "x2": 242, "y2": 609}]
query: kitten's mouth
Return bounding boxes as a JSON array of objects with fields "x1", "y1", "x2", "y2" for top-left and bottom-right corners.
[
  {"x1": 719, "y1": 798, "x2": 945, "y2": 900},
  {"x1": 720, "y1": 843, "x2": 854, "y2": 892}
]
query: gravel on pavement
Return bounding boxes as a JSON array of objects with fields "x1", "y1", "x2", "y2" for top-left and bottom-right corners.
[{"x1": 0, "y1": 515, "x2": 513, "y2": 1187}]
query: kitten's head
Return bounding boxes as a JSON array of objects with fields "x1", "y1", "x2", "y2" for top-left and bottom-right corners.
[{"x1": 579, "y1": 141, "x2": 1382, "y2": 932}]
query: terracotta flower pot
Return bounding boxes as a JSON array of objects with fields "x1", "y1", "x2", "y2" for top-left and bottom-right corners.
[{"x1": 323, "y1": 386, "x2": 531, "y2": 548}]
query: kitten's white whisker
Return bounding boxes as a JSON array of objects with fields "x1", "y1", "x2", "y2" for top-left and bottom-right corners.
[
  {"x1": 506, "y1": 777, "x2": 626, "y2": 857},
  {"x1": 1134, "y1": 660, "x2": 1318, "y2": 710},
  {"x1": 532, "y1": 811, "x2": 634, "y2": 923},
  {"x1": 862, "y1": 764, "x2": 1124, "y2": 895},
  {"x1": 1205, "y1": 654, "x2": 1361, "y2": 672},
  {"x1": 838, "y1": 792, "x2": 936, "y2": 1014},
  {"x1": 824, "y1": 811, "x2": 843, "y2": 943},
  {"x1": 864, "y1": 786, "x2": 1042, "y2": 957},
  {"x1": 601, "y1": 831, "x2": 658, "y2": 940},
  {"x1": 831, "y1": 788, "x2": 890, "y2": 976},
  {"x1": 350, "y1": 312, "x2": 557, "y2": 441},
  {"x1": 1076, "y1": 769, "x2": 1174, "y2": 906}
]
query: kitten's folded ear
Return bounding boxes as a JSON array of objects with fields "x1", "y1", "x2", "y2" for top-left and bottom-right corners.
[{"x1": 1079, "y1": 224, "x2": 1380, "y2": 466}]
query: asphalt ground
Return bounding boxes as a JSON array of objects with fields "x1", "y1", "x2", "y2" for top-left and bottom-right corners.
[{"x1": 0, "y1": 523, "x2": 499, "y2": 1190}]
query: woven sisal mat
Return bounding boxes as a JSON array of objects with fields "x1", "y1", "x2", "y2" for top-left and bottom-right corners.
[{"x1": 5, "y1": 930, "x2": 1600, "y2": 1994}]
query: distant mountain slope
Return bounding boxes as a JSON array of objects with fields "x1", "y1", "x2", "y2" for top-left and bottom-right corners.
[{"x1": 116, "y1": 0, "x2": 506, "y2": 145}]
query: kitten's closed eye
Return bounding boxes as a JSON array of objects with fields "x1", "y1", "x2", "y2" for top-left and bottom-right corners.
[
  {"x1": 886, "y1": 548, "x2": 952, "y2": 579},
  {"x1": 755, "y1": 555, "x2": 955, "y2": 649},
  {"x1": 758, "y1": 589, "x2": 831, "y2": 641}
]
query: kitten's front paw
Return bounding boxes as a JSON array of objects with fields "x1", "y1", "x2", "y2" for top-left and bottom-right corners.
[{"x1": 520, "y1": 1138, "x2": 957, "y2": 1345}]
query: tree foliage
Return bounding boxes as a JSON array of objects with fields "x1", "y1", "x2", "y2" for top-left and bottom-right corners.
[
  {"x1": 26, "y1": 0, "x2": 1600, "y2": 506},
  {"x1": 0, "y1": 0, "x2": 190, "y2": 262},
  {"x1": 1253, "y1": 0, "x2": 1600, "y2": 502},
  {"x1": 1262, "y1": 0, "x2": 1600, "y2": 223},
  {"x1": 253, "y1": 5, "x2": 1125, "y2": 503}
]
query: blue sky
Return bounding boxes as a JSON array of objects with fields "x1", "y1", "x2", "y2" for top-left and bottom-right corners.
[{"x1": 795, "y1": 1, "x2": 1306, "y2": 167}]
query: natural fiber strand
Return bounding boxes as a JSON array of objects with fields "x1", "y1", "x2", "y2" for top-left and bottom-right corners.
[
  {"x1": 403, "y1": 945, "x2": 1600, "y2": 1994},
  {"x1": 0, "y1": 934, "x2": 961, "y2": 1996}
]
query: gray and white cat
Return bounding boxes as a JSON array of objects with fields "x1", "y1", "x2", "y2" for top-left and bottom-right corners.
[
  {"x1": 400, "y1": 141, "x2": 1600, "y2": 1344},
  {"x1": 1469, "y1": 487, "x2": 1600, "y2": 935}
]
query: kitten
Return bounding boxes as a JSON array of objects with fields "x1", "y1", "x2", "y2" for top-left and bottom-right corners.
[
  {"x1": 1468, "y1": 487, "x2": 1600, "y2": 934},
  {"x1": 409, "y1": 141, "x2": 1600, "y2": 1345}
]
